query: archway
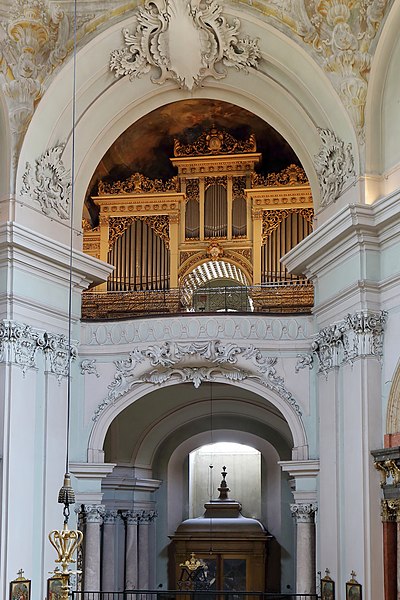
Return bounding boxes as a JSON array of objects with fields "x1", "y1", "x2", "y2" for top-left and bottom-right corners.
[{"x1": 82, "y1": 378, "x2": 308, "y2": 592}]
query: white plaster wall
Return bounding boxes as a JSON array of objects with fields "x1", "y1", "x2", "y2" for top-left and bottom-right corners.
[{"x1": 190, "y1": 450, "x2": 261, "y2": 518}]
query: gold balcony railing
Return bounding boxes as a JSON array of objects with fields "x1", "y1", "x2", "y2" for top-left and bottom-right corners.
[{"x1": 82, "y1": 281, "x2": 313, "y2": 320}]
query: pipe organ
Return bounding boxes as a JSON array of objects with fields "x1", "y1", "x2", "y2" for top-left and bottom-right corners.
[{"x1": 83, "y1": 127, "x2": 314, "y2": 314}]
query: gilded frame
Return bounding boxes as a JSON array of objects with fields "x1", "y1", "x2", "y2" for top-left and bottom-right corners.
[
  {"x1": 9, "y1": 579, "x2": 31, "y2": 600},
  {"x1": 321, "y1": 578, "x2": 335, "y2": 600},
  {"x1": 47, "y1": 576, "x2": 63, "y2": 600},
  {"x1": 346, "y1": 582, "x2": 362, "y2": 600}
]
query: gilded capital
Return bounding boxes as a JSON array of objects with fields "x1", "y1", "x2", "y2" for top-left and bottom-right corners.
[{"x1": 381, "y1": 499, "x2": 397, "y2": 523}]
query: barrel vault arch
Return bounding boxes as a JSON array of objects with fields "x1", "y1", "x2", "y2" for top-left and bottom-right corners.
[{"x1": 88, "y1": 375, "x2": 310, "y2": 467}]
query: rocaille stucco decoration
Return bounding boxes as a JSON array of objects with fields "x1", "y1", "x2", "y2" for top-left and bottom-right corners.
[
  {"x1": 311, "y1": 310, "x2": 387, "y2": 375},
  {"x1": 267, "y1": 0, "x2": 390, "y2": 140},
  {"x1": 92, "y1": 340, "x2": 301, "y2": 420},
  {"x1": 21, "y1": 145, "x2": 71, "y2": 219},
  {"x1": 0, "y1": 319, "x2": 77, "y2": 379},
  {"x1": 314, "y1": 128, "x2": 355, "y2": 207},
  {"x1": 0, "y1": 0, "x2": 69, "y2": 169},
  {"x1": 109, "y1": 0, "x2": 260, "y2": 90}
]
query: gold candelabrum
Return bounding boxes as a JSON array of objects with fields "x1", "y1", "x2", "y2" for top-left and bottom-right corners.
[{"x1": 48, "y1": 474, "x2": 83, "y2": 600}]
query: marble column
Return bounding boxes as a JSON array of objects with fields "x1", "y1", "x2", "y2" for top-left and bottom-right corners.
[
  {"x1": 138, "y1": 511, "x2": 157, "y2": 590},
  {"x1": 381, "y1": 500, "x2": 397, "y2": 600},
  {"x1": 82, "y1": 504, "x2": 105, "y2": 591},
  {"x1": 123, "y1": 510, "x2": 140, "y2": 590},
  {"x1": 102, "y1": 509, "x2": 118, "y2": 592},
  {"x1": 290, "y1": 503, "x2": 317, "y2": 594}
]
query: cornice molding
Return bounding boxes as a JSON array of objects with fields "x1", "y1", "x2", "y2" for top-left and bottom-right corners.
[
  {"x1": 0, "y1": 221, "x2": 113, "y2": 289},
  {"x1": 284, "y1": 194, "x2": 400, "y2": 282}
]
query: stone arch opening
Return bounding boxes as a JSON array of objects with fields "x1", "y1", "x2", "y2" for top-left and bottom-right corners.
[{"x1": 97, "y1": 381, "x2": 299, "y2": 591}]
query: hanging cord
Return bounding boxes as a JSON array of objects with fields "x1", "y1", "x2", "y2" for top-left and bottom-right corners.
[
  {"x1": 58, "y1": 0, "x2": 78, "y2": 525},
  {"x1": 208, "y1": 381, "x2": 213, "y2": 554}
]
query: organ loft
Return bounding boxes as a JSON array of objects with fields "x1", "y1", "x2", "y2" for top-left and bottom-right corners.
[{"x1": 82, "y1": 127, "x2": 314, "y2": 319}]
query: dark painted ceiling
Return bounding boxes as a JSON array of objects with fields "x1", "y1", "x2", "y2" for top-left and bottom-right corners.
[{"x1": 85, "y1": 99, "x2": 301, "y2": 220}]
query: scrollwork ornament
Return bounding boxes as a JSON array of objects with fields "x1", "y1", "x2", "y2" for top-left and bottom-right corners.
[
  {"x1": 312, "y1": 310, "x2": 387, "y2": 374},
  {"x1": 314, "y1": 129, "x2": 355, "y2": 208},
  {"x1": 175, "y1": 128, "x2": 256, "y2": 157},
  {"x1": 21, "y1": 145, "x2": 71, "y2": 219},
  {"x1": 95, "y1": 339, "x2": 301, "y2": 421},
  {"x1": 80, "y1": 359, "x2": 100, "y2": 378},
  {"x1": 108, "y1": 215, "x2": 170, "y2": 249},
  {"x1": 295, "y1": 353, "x2": 313, "y2": 373},
  {"x1": 387, "y1": 499, "x2": 400, "y2": 522},
  {"x1": 44, "y1": 332, "x2": 77, "y2": 382},
  {"x1": 98, "y1": 173, "x2": 179, "y2": 196},
  {"x1": 110, "y1": 0, "x2": 259, "y2": 91},
  {"x1": 252, "y1": 164, "x2": 308, "y2": 187}
]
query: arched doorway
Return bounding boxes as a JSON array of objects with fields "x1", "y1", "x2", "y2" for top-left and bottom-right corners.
[{"x1": 82, "y1": 379, "x2": 309, "y2": 593}]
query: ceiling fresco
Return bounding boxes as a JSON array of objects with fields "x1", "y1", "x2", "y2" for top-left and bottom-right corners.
[{"x1": 85, "y1": 99, "x2": 301, "y2": 221}]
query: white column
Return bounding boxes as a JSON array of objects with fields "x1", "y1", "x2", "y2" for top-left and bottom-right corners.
[
  {"x1": 123, "y1": 510, "x2": 140, "y2": 590},
  {"x1": 138, "y1": 511, "x2": 157, "y2": 590},
  {"x1": 102, "y1": 509, "x2": 118, "y2": 591},
  {"x1": 291, "y1": 503, "x2": 317, "y2": 595},
  {"x1": 82, "y1": 504, "x2": 105, "y2": 591}
]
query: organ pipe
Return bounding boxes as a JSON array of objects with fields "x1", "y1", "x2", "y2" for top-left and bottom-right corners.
[
  {"x1": 204, "y1": 183, "x2": 227, "y2": 238},
  {"x1": 261, "y1": 211, "x2": 312, "y2": 283},
  {"x1": 108, "y1": 220, "x2": 170, "y2": 291}
]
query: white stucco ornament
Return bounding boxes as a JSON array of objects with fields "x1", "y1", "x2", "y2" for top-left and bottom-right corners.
[
  {"x1": 21, "y1": 145, "x2": 71, "y2": 219},
  {"x1": 92, "y1": 340, "x2": 301, "y2": 421},
  {"x1": 110, "y1": 0, "x2": 260, "y2": 90},
  {"x1": 314, "y1": 128, "x2": 355, "y2": 208}
]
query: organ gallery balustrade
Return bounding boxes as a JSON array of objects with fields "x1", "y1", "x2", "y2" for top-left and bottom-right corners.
[{"x1": 81, "y1": 282, "x2": 314, "y2": 320}]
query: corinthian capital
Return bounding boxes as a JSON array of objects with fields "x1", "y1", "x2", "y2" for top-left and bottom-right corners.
[
  {"x1": 103, "y1": 509, "x2": 118, "y2": 524},
  {"x1": 290, "y1": 503, "x2": 318, "y2": 523},
  {"x1": 121, "y1": 510, "x2": 141, "y2": 525},
  {"x1": 81, "y1": 504, "x2": 105, "y2": 524},
  {"x1": 139, "y1": 510, "x2": 157, "y2": 524}
]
